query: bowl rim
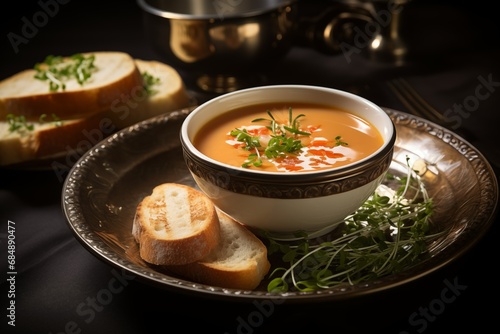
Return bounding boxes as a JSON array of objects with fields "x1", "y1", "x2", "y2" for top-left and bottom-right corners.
[
  {"x1": 137, "y1": 0, "x2": 298, "y2": 20},
  {"x1": 180, "y1": 84, "x2": 396, "y2": 180}
]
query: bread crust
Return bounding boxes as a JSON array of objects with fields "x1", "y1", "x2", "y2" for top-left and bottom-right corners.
[
  {"x1": 133, "y1": 183, "x2": 221, "y2": 266},
  {"x1": 167, "y1": 210, "x2": 271, "y2": 290},
  {"x1": 0, "y1": 52, "x2": 144, "y2": 121},
  {"x1": 0, "y1": 56, "x2": 191, "y2": 167},
  {"x1": 108, "y1": 58, "x2": 191, "y2": 129},
  {"x1": 0, "y1": 115, "x2": 102, "y2": 166}
]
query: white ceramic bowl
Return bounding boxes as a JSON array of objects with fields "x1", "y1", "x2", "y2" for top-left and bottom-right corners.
[{"x1": 180, "y1": 85, "x2": 396, "y2": 237}]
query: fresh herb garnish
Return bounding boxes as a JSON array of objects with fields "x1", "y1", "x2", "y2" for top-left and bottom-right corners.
[
  {"x1": 231, "y1": 108, "x2": 312, "y2": 168},
  {"x1": 6, "y1": 114, "x2": 34, "y2": 135},
  {"x1": 229, "y1": 128, "x2": 263, "y2": 167},
  {"x1": 6, "y1": 113, "x2": 63, "y2": 135},
  {"x1": 142, "y1": 71, "x2": 161, "y2": 95},
  {"x1": 334, "y1": 135, "x2": 348, "y2": 147},
  {"x1": 265, "y1": 156, "x2": 441, "y2": 292},
  {"x1": 39, "y1": 113, "x2": 63, "y2": 127},
  {"x1": 253, "y1": 108, "x2": 311, "y2": 137},
  {"x1": 34, "y1": 53, "x2": 96, "y2": 91}
]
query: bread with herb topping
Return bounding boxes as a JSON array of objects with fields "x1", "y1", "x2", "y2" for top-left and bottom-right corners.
[
  {"x1": 0, "y1": 55, "x2": 191, "y2": 167},
  {"x1": 0, "y1": 114, "x2": 103, "y2": 166},
  {"x1": 166, "y1": 209, "x2": 271, "y2": 290},
  {"x1": 0, "y1": 51, "x2": 145, "y2": 121},
  {"x1": 108, "y1": 58, "x2": 191, "y2": 129},
  {"x1": 132, "y1": 183, "x2": 221, "y2": 266}
]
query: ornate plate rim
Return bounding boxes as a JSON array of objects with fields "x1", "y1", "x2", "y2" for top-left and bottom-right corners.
[{"x1": 61, "y1": 107, "x2": 498, "y2": 302}]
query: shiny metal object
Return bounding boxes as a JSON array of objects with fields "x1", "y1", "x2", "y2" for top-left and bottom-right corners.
[
  {"x1": 138, "y1": 0, "x2": 298, "y2": 93},
  {"x1": 62, "y1": 108, "x2": 498, "y2": 300},
  {"x1": 137, "y1": 0, "x2": 411, "y2": 93},
  {"x1": 294, "y1": 0, "x2": 373, "y2": 55},
  {"x1": 364, "y1": 0, "x2": 411, "y2": 65}
]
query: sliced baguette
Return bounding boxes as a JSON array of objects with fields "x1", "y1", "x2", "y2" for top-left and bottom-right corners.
[
  {"x1": 0, "y1": 115, "x2": 103, "y2": 166},
  {"x1": 0, "y1": 51, "x2": 144, "y2": 121},
  {"x1": 167, "y1": 210, "x2": 271, "y2": 290},
  {"x1": 132, "y1": 183, "x2": 221, "y2": 266},
  {"x1": 108, "y1": 59, "x2": 191, "y2": 129},
  {"x1": 0, "y1": 57, "x2": 191, "y2": 167}
]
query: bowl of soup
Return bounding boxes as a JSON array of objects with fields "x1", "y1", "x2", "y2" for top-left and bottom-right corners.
[{"x1": 180, "y1": 85, "x2": 396, "y2": 237}]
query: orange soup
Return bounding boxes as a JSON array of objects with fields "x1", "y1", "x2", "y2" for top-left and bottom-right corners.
[{"x1": 193, "y1": 103, "x2": 384, "y2": 172}]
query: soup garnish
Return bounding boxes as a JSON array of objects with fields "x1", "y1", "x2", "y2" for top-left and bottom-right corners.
[
  {"x1": 230, "y1": 107, "x2": 336, "y2": 168},
  {"x1": 193, "y1": 103, "x2": 383, "y2": 172},
  {"x1": 264, "y1": 156, "x2": 439, "y2": 292}
]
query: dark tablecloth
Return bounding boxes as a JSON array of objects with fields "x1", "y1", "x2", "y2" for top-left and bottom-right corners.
[{"x1": 1, "y1": 1, "x2": 499, "y2": 333}]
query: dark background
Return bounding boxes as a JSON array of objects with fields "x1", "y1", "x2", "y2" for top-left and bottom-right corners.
[{"x1": 1, "y1": 1, "x2": 499, "y2": 333}]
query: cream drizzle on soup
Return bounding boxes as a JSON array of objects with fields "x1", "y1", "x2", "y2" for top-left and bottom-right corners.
[{"x1": 193, "y1": 103, "x2": 384, "y2": 172}]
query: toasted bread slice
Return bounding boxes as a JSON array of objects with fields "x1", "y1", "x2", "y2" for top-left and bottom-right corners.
[
  {"x1": 0, "y1": 51, "x2": 144, "y2": 121},
  {"x1": 0, "y1": 57, "x2": 191, "y2": 167},
  {"x1": 108, "y1": 59, "x2": 191, "y2": 129},
  {"x1": 168, "y1": 210, "x2": 271, "y2": 290},
  {"x1": 132, "y1": 183, "x2": 221, "y2": 266},
  {"x1": 0, "y1": 114, "x2": 103, "y2": 166}
]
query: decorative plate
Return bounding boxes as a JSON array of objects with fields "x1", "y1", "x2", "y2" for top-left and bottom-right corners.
[{"x1": 62, "y1": 107, "x2": 498, "y2": 301}]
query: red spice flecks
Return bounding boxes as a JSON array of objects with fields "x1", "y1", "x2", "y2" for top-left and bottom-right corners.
[
  {"x1": 229, "y1": 142, "x2": 245, "y2": 149},
  {"x1": 307, "y1": 125, "x2": 321, "y2": 133},
  {"x1": 308, "y1": 148, "x2": 344, "y2": 159},
  {"x1": 309, "y1": 138, "x2": 328, "y2": 146},
  {"x1": 227, "y1": 126, "x2": 270, "y2": 148},
  {"x1": 309, "y1": 156, "x2": 331, "y2": 167},
  {"x1": 275, "y1": 156, "x2": 304, "y2": 171},
  {"x1": 247, "y1": 127, "x2": 270, "y2": 136}
]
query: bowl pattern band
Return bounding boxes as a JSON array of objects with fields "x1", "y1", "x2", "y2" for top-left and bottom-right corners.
[{"x1": 182, "y1": 146, "x2": 394, "y2": 199}]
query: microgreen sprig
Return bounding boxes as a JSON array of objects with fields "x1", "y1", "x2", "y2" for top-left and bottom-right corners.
[
  {"x1": 265, "y1": 156, "x2": 442, "y2": 292},
  {"x1": 6, "y1": 113, "x2": 63, "y2": 135},
  {"x1": 252, "y1": 108, "x2": 311, "y2": 137},
  {"x1": 230, "y1": 128, "x2": 263, "y2": 167},
  {"x1": 39, "y1": 113, "x2": 63, "y2": 127},
  {"x1": 232, "y1": 108, "x2": 311, "y2": 168},
  {"x1": 142, "y1": 71, "x2": 161, "y2": 95},
  {"x1": 6, "y1": 114, "x2": 34, "y2": 135},
  {"x1": 335, "y1": 135, "x2": 348, "y2": 147},
  {"x1": 230, "y1": 128, "x2": 261, "y2": 150},
  {"x1": 34, "y1": 53, "x2": 96, "y2": 91}
]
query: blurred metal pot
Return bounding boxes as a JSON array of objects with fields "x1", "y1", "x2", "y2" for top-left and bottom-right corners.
[
  {"x1": 138, "y1": 0, "x2": 298, "y2": 93},
  {"x1": 137, "y1": 0, "x2": 384, "y2": 93}
]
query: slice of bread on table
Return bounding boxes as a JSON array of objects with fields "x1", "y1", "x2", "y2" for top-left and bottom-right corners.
[
  {"x1": 133, "y1": 182, "x2": 271, "y2": 290},
  {"x1": 132, "y1": 183, "x2": 221, "y2": 266},
  {"x1": 168, "y1": 209, "x2": 271, "y2": 290},
  {"x1": 0, "y1": 52, "x2": 191, "y2": 167}
]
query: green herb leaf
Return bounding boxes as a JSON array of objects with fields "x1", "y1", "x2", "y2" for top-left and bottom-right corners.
[
  {"x1": 232, "y1": 107, "x2": 315, "y2": 168},
  {"x1": 264, "y1": 156, "x2": 442, "y2": 292},
  {"x1": 6, "y1": 114, "x2": 34, "y2": 135},
  {"x1": 34, "y1": 53, "x2": 96, "y2": 91},
  {"x1": 142, "y1": 71, "x2": 161, "y2": 95},
  {"x1": 335, "y1": 135, "x2": 348, "y2": 146},
  {"x1": 39, "y1": 113, "x2": 63, "y2": 127}
]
